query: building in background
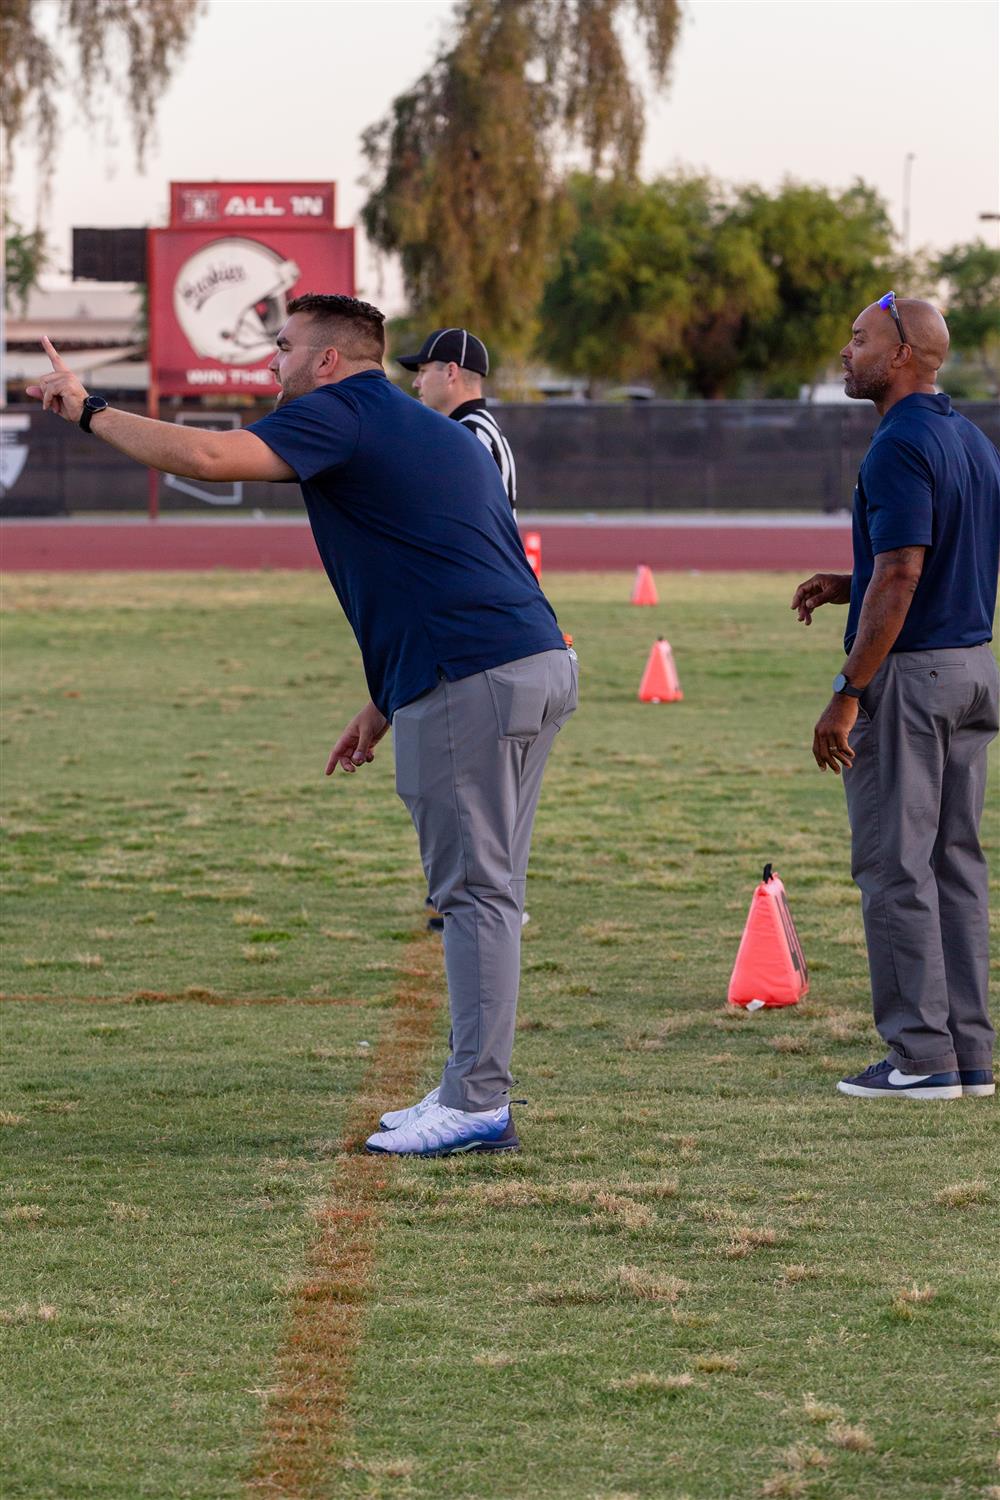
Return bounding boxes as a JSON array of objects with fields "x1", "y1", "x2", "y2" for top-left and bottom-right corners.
[{"x1": 5, "y1": 284, "x2": 146, "y2": 397}]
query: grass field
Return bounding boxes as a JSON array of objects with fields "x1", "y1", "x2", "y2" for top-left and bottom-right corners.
[{"x1": 2, "y1": 570, "x2": 998, "y2": 1500}]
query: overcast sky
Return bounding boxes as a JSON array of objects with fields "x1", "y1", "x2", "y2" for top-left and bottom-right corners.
[{"x1": 11, "y1": 0, "x2": 999, "y2": 309}]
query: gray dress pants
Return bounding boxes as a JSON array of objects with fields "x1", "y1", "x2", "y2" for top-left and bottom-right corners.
[
  {"x1": 844, "y1": 643, "x2": 998, "y2": 1074},
  {"x1": 392, "y1": 649, "x2": 578, "y2": 1110}
]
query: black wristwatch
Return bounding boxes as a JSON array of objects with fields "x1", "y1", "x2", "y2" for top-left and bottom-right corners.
[
  {"x1": 79, "y1": 395, "x2": 110, "y2": 433},
  {"x1": 832, "y1": 672, "x2": 864, "y2": 699}
]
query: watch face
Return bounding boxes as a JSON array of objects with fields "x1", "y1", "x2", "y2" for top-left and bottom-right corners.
[
  {"x1": 80, "y1": 395, "x2": 109, "y2": 431},
  {"x1": 832, "y1": 674, "x2": 848, "y2": 694}
]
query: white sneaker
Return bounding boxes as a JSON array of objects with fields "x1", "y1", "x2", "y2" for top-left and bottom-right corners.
[
  {"x1": 378, "y1": 1086, "x2": 441, "y2": 1132},
  {"x1": 365, "y1": 1101, "x2": 520, "y2": 1157}
]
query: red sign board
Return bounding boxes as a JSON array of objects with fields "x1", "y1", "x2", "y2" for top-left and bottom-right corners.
[
  {"x1": 149, "y1": 182, "x2": 355, "y2": 398},
  {"x1": 170, "y1": 181, "x2": 336, "y2": 229}
]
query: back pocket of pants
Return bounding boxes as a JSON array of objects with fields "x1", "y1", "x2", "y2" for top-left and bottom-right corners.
[
  {"x1": 392, "y1": 701, "x2": 426, "y2": 798},
  {"x1": 898, "y1": 663, "x2": 970, "y2": 735},
  {"x1": 485, "y1": 665, "x2": 548, "y2": 740}
]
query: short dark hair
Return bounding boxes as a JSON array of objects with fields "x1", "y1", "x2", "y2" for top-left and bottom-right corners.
[{"x1": 287, "y1": 293, "x2": 386, "y2": 362}]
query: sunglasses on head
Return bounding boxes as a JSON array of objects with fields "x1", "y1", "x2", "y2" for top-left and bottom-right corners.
[{"x1": 877, "y1": 291, "x2": 909, "y2": 347}]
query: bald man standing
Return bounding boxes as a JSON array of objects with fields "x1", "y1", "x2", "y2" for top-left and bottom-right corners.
[{"x1": 792, "y1": 294, "x2": 1000, "y2": 1100}]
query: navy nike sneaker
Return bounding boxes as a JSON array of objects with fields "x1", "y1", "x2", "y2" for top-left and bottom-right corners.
[{"x1": 837, "y1": 1059, "x2": 961, "y2": 1100}]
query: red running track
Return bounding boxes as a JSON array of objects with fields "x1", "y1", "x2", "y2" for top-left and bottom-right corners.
[{"x1": 0, "y1": 518, "x2": 853, "y2": 572}]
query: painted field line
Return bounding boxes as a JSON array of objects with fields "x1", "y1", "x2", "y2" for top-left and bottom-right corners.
[
  {"x1": 247, "y1": 927, "x2": 443, "y2": 1499},
  {"x1": 0, "y1": 991, "x2": 368, "y2": 1008}
]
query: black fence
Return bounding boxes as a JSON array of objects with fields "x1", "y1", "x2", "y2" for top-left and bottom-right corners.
[{"x1": 2, "y1": 399, "x2": 997, "y2": 517}]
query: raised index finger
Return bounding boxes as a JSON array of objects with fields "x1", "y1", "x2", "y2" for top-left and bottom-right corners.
[{"x1": 41, "y1": 335, "x2": 70, "y2": 371}]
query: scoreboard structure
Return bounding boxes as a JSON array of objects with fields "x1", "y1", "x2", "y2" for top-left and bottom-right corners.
[{"x1": 148, "y1": 181, "x2": 355, "y2": 399}]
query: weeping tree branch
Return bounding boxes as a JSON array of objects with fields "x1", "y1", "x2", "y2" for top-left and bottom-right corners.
[
  {"x1": 1, "y1": 0, "x2": 205, "y2": 322},
  {"x1": 361, "y1": 0, "x2": 682, "y2": 355},
  {"x1": 1, "y1": 0, "x2": 206, "y2": 190}
]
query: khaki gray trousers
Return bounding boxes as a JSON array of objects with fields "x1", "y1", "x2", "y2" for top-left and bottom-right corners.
[
  {"x1": 392, "y1": 649, "x2": 578, "y2": 1110},
  {"x1": 844, "y1": 644, "x2": 998, "y2": 1074}
]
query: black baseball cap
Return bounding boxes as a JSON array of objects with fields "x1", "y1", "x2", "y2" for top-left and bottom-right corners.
[{"x1": 396, "y1": 327, "x2": 489, "y2": 376}]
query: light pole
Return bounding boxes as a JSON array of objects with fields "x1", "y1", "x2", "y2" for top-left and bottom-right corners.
[{"x1": 902, "y1": 152, "x2": 916, "y2": 257}]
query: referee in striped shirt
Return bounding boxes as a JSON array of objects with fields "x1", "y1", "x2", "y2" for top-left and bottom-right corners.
[{"x1": 398, "y1": 328, "x2": 518, "y2": 515}]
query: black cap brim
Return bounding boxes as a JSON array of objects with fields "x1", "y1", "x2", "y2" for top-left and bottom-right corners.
[{"x1": 396, "y1": 353, "x2": 423, "y2": 371}]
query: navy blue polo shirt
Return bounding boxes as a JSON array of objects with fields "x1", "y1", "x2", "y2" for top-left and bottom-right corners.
[
  {"x1": 248, "y1": 370, "x2": 564, "y2": 718},
  {"x1": 845, "y1": 393, "x2": 1000, "y2": 653}
]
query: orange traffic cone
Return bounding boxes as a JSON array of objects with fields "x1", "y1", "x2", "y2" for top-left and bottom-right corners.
[
  {"x1": 727, "y1": 864, "x2": 809, "y2": 1008},
  {"x1": 631, "y1": 564, "x2": 658, "y2": 606},
  {"x1": 523, "y1": 531, "x2": 542, "y2": 580},
  {"x1": 638, "y1": 637, "x2": 683, "y2": 703}
]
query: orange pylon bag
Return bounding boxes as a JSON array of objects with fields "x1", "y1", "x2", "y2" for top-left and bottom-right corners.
[
  {"x1": 727, "y1": 864, "x2": 808, "y2": 1008},
  {"x1": 631, "y1": 564, "x2": 658, "y2": 605},
  {"x1": 638, "y1": 637, "x2": 683, "y2": 702}
]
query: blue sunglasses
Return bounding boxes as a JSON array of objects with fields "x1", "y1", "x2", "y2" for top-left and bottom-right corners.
[{"x1": 877, "y1": 291, "x2": 909, "y2": 346}]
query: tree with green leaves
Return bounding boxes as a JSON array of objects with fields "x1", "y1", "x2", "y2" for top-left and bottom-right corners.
[
  {"x1": 3, "y1": 213, "x2": 49, "y2": 314},
  {"x1": 537, "y1": 173, "x2": 778, "y2": 396},
  {"x1": 537, "y1": 173, "x2": 898, "y2": 395},
  {"x1": 733, "y1": 180, "x2": 895, "y2": 393},
  {"x1": 361, "y1": 0, "x2": 682, "y2": 356},
  {"x1": 934, "y1": 240, "x2": 1000, "y2": 391}
]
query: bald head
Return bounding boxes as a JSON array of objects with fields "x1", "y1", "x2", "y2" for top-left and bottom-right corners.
[
  {"x1": 893, "y1": 299, "x2": 950, "y2": 377},
  {"x1": 841, "y1": 297, "x2": 950, "y2": 410}
]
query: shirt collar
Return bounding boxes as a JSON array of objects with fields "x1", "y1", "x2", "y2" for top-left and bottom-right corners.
[
  {"x1": 343, "y1": 367, "x2": 388, "y2": 383},
  {"x1": 315, "y1": 368, "x2": 388, "y2": 392},
  {"x1": 449, "y1": 398, "x2": 488, "y2": 422},
  {"x1": 877, "y1": 391, "x2": 953, "y2": 430}
]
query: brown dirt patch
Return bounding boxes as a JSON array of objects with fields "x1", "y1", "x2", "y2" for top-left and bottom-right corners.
[{"x1": 247, "y1": 928, "x2": 442, "y2": 1498}]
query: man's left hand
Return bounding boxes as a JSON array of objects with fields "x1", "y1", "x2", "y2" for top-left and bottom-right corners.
[
  {"x1": 812, "y1": 695, "x2": 859, "y2": 774},
  {"x1": 25, "y1": 337, "x2": 89, "y2": 423}
]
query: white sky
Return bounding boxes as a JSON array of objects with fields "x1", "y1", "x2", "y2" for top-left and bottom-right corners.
[{"x1": 10, "y1": 0, "x2": 999, "y2": 311}]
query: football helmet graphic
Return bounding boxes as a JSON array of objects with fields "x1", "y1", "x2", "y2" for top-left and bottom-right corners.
[{"x1": 173, "y1": 238, "x2": 300, "y2": 364}]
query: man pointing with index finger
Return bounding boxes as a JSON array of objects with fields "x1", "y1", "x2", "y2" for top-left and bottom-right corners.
[
  {"x1": 792, "y1": 294, "x2": 999, "y2": 1103},
  {"x1": 28, "y1": 334, "x2": 299, "y2": 479},
  {"x1": 27, "y1": 294, "x2": 578, "y2": 1157}
]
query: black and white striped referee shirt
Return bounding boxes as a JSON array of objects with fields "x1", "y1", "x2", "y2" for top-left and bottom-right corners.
[{"x1": 450, "y1": 399, "x2": 518, "y2": 517}]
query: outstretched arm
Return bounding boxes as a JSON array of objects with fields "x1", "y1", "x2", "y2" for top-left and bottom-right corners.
[{"x1": 26, "y1": 337, "x2": 295, "y2": 483}]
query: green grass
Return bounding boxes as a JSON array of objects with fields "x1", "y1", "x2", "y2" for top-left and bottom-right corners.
[
  {"x1": 2, "y1": 1002, "x2": 372, "y2": 1499},
  {"x1": 2, "y1": 571, "x2": 998, "y2": 1499}
]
